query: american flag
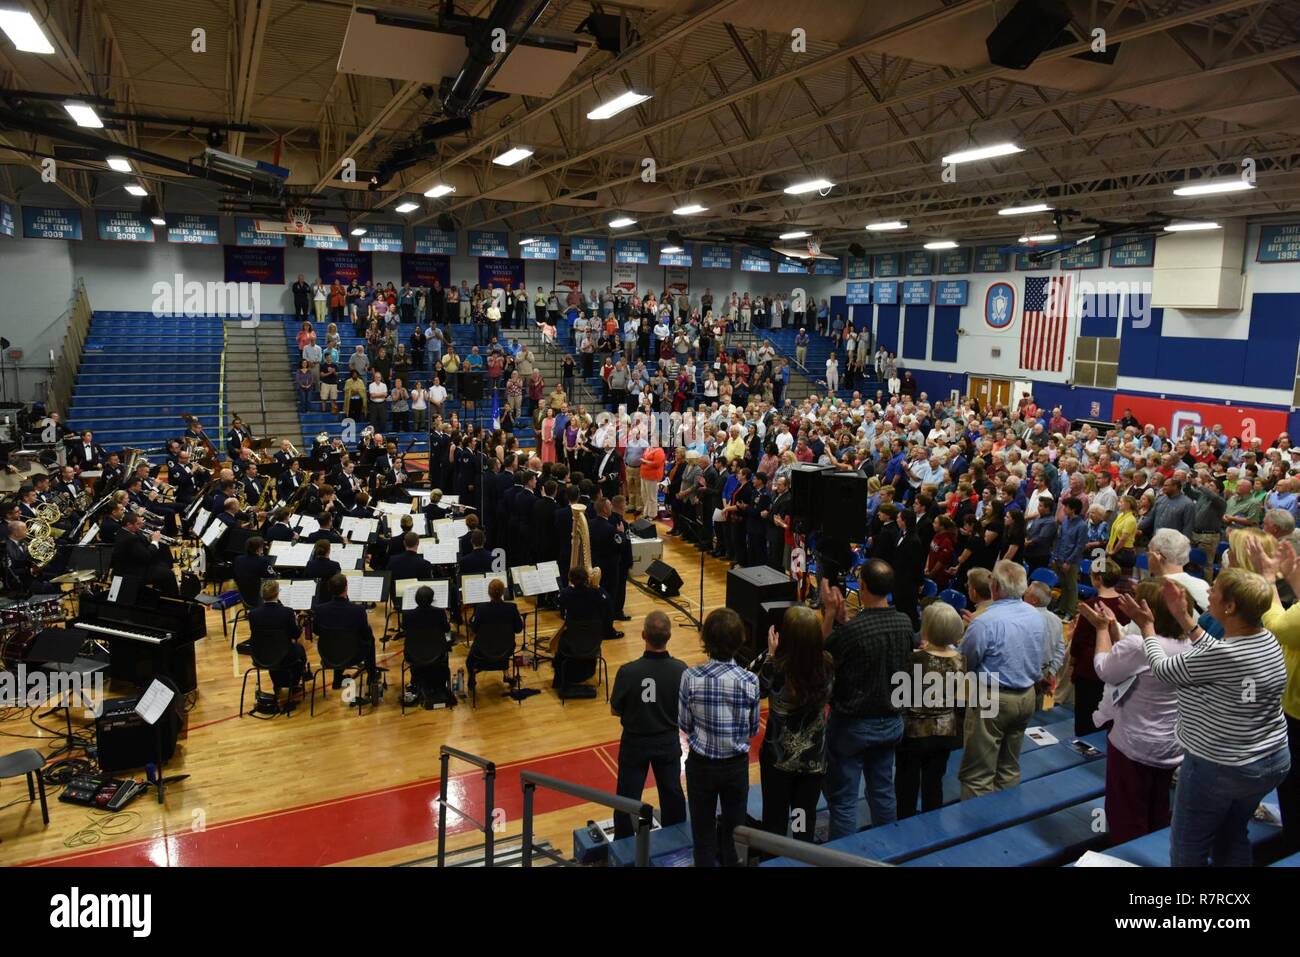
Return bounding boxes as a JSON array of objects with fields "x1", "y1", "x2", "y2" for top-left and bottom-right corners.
[{"x1": 1020, "y1": 274, "x2": 1071, "y2": 372}]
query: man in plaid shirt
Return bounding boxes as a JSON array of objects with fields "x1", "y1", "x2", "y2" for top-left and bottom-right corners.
[{"x1": 679, "y1": 608, "x2": 760, "y2": 866}]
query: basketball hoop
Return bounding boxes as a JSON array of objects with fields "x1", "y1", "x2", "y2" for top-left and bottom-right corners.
[{"x1": 287, "y1": 206, "x2": 312, "y2": 234}]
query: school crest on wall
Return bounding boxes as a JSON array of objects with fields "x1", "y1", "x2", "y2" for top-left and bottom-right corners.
[{"x1": 985, "y1": 282, "x2": 1015, "y2": 330}]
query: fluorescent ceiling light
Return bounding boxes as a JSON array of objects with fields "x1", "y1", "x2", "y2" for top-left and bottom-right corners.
[
  {"x1": 673, "y1": 204, "x2": 707, "y2": 215},
  {"x1": 1076, "y1": 234, "x2": 1097, "y2": 245},
  {"x1": 924, "y1": 240, "x2": 958, "y2": 250},
  {"x1": 124, "y1": 184, "x2": 147, "y2": 197},
  {"x1": 64, "y1": 102, "x2": 103, "y2": 128},
  {"x1": 1172, "y1": 179, "x2": 1254, "y2": 197},
  {"x1": 493, "y1": 147, "x2": 534, "y2": 167},
  {"x1": 784, "y1": 178, "x2": 834, "y2": 195},
  {"x1": 1164, "y1": 221, "x2": 1220, "y2": 232},
  {"x1": 106, "y1": 156, "x2": 132, "y2": 173},
  {"x1": 149, "y1": 216, "x2": 166, "y2": 226},
  {"x1": 394, "y1": 202, "x2": 419, "y2": 214},
  {"x1": 999, "y1": 202, "x2": 1053, "y2": 216},
  {"x1": 609, "y1": 217, "x2": 636, "y2": 228},
  {"x1": 942, "y1": 142, "x2": 1022, "y2": 164},
  {"x1": 424, "y1": 184, "x2": 454, "y2": 198},
  {"x1": 0, "y1": 9, "x2": 55, "y2": 54},
  {"x1": 779, "y1": 230, "x2": 810, "y2": 240},
  {"x1": 865, "y1": 220, "x2": 907, "y2": 231},
  {"x1": 661, "y1": 246, "x2": 683, "y2": 254},
  {"x1": 586, "y1": 90, "x2": 651, "y2": 120},
  {"x1": 1019, "y1": 233, "x2": 1057, "y2": 242},
  {"x1": 518, "y1": 237, "x2": 538, "y2": 245},
  {"x1": 351, "y1": 227, "x2": 367, "y2": 236}
]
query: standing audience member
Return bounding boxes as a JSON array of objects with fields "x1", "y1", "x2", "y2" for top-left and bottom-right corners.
[
  {"x1": 751, "y1": 606, "x2": 833, "y2": 843},
  {"x1": 818, "y1": 558, "x2": 914, "y2": 836},
  {"x1": 895, "y1": 603, "x2": 966, "y2": 818},
  {"x1": 611, "y1": 611, "x2": 687, "y2": 841},
  {"x1": 678, "y1": 608, "x2": 760, "y2": 867},
  {"x1": 958, "y1": 560, "x2": 1047, "y2": 798}
]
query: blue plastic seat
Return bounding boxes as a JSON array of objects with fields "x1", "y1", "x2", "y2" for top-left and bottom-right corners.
[
  {"x1": 1029, "y1": 567, "x2": 1059, "y2": 589},
  {"x1": 938, "y1": 589, "x2": 967, "y2": 611}
]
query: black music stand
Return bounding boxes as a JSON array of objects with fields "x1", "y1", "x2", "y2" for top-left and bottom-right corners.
[
  {"x1": 137, "y1": 677, "x2": 187, "y2": 804},
  {"x1": 27, "y1": 627, "x2": 105, "y2": 757}
]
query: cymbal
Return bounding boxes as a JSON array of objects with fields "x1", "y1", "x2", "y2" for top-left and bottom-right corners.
[{"x1": 50, "y1": 570, "x2": 96, "y2": 584}]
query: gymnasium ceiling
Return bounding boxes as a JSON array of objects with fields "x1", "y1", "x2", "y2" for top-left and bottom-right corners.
[{"x1": 3, "y1": 0, "x2": 1300, "y2": 251}]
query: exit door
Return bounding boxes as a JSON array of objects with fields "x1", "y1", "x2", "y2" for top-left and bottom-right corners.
[{"x1": 969, "y1": 376, "x2": 1012, "y2": 411}]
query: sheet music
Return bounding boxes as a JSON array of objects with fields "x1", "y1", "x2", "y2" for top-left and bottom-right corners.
[
  {"x1": 334, "y1": 544, "x2": 365, "y2": 569},
  {"x1": 441, "y1": 495, "x2": 459, "y2": 505},
  {"x1": 78, "y1": 524, "x2": 99, "y2": 546},
  {"x1": 407, "y1": 489, "x2": 432, "y2": 501},
  {"x1": 536, "y1": 560, "x2": 561, "y2": 583},
  {"x1": 200, "y1": 520, "x2": 226, "y2": 548},
  {"x1": 401, "y1": 580, "x2": 449, "y2": 610},
  {"x1": 350, "y1": 575, "x2": 386, "y2": 603},
  {"x1": 292, "y1": 515, "x2": 320, "y2": 536},
  {"x1": 441, "y1": 520, "x2": 468, "y2": 542},
  {"x1": 510, "y1": 565, "x2": 534, "y2": 592},
  {"x1": 134, "y1": 679, "x2": 175, "y2": 727},
  {"x1": 376, "y1": 501, "x2": 412, "y2": 518},
  {"x1": 419, "y1": 538, "x2": 459, "y2": 565},
  {"x1": 284, "y1": 579, "x2": 318, "y2": 611},
  {"x1": 461, "y1": 574, "x2": 489, "y2": 605},
  {"x1": 520, "y1": 567, "x2": 558, "y2": 596},
  {"x1": 79, "y1": 469, "x2": 102, "y2": 479},
  {"x1": 269, "y1": 542, "x2": 312, "y2": 567},
  {"x1": 193, "y1": 508, "x2": 212, "y2": 535},
  {"x1": 340, "y1": 516, "x2": 378, "y2": 542},
  {"x1": 409, "y1": 513, "x2": 428, "y2": 535}
]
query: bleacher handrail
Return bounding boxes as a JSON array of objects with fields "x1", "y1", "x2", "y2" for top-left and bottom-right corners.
[
  {"x1": 732, "y1": 826, "x2": 893, "y2": 867},
  {"x1": 218, "y1": 322, "x2": 227, "y2": 442},
  {"x1": 436, "y1": 745, "x2": 498, "y2": 868},
  {"x1": 519, "y1": 769, "x2": 654, "y2": 867},
  {"x1": 47, "y1": 279, "x2": 93, "y2": 415}
]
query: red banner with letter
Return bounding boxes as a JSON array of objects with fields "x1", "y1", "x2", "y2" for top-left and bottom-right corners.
[{"x1": 1113, "y1": 393, "x2": 1288, "y2": 444}]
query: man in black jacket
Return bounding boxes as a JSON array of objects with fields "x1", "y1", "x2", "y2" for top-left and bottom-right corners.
[
  {"x1": 111, "y1": 513, "x2": 178, "y2": 596},
  {"x1": 248, "y1": 580, "x2": 307, "y2": 693},
  {"x1": 313, "y1": 574, "x2": 377, "y2": 695},
  {"x1": 508, "y1": 471, "x2": 536, "y2": 566},
  {"x1": 232, "y1": 536, "x2": 275, "y2": 604},
  {"x1": 531, "y1": 480, "x2": 560, "y2": 565},
  {"x1": 388, "y1": 532, "x2": 434, "y2": 582},
  {"x1": 460, "y1": 530, "x2": 495, "y2": 576},
  {"x1": 292, "y1": 274, "x2": 312, "y2": 320}
]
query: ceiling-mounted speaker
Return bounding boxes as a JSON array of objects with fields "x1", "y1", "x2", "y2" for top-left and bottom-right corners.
[
  {"x1": 666, "y1": 229, "x2": 684, "y2": 246},
  {"x1": 986, "y1": 0, "x2": 1071, "y2": 70},
  {"x1": 436, "y1": 213, "x2": 456, "y2": 232},
  {"x1": 577, "y1": 13, "x2": 638, "y2": 54},
  {"x1": 848, "y1": 242, "x2": 866, "y2": 258}
]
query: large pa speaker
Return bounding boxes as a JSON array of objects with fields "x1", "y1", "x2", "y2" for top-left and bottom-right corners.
[
  {"x1": 985, "y1": 0, "x2": 1071, "y2": 70},
  {"x1": 645, "y1": 559, "x2": 682, "y2": 597},
  {"x1": 726, "y1": 565, "x2": 796, "y2": 660},
  {"x1": 788, "y1": 463, "x2": 830, "y2": 529},
  {"x1": 629, "y1": 518, "x2": 657, "y2": 539},
  {"x1": 460, "y1": 370, "x2": 484, "y2": 401},
  {"x1": 818, "y1": 471, "x2": 868, "y2": 542}
]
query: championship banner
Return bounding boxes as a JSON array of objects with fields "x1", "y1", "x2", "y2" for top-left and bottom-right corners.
[
  {"x1": 224, "y1": 244, "x2": 284, "y2": 284},
  {"x1": 478, "y1": 257, "x2": 524, "y2": 289},
  {"x1": 304, "y1": 224, "x2": 347, "y2": 251},
  {"x1": 22, "y1": 206, "x2": 82, "y2": 240},
  {"x1": 469, "y1": 230, "x2": 508, "y2": 258},
  {"x1": 235, "y1": 216, "x2": 284, "y2": 247},
  {"x1": 0, "y1": 200, "x2": 14, "y2": 237},
  {"x1": 555, "y1": 260, "x2": 582, "y2": 295},
  {"x1": 569, "y1": 236, "x2": 607, "y2": 263},
  {"x1": 612, "y1": 262, "x2": 637, "y2": 294},
  {"x1": 96, "y1": 209, "x2": 156, "y2": 243},
  {"x1": 401, "y1": 253, "x2": 451, "y2": 288},
  {"x1": 1112, "y1": 393, "x2": 1288, "y2": 444},
  {"x1": 358, "y1": 224, "x2": 403, "y2": 253},
  {"x1": 413, "y1": 226, "x2": 458, "y2": 256},
  {"x1": 664, "y1": 266, "x2": 689, "y2": 297},
  {"x1": 318, "y1": 250, "x2": 373, "y2": 285},
  {"x1": 166, "y1": 214, "x2": 220, "y2": 245}
]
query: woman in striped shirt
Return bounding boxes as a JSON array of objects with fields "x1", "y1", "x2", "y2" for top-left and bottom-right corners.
[{"x1": 1125, "y1": 569, "x2": 1290, "y2": 866}]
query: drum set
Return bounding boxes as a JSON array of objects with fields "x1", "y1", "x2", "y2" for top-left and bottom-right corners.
[{"x1": 0, "y1": 594, "x2": 67, "y2": 670}]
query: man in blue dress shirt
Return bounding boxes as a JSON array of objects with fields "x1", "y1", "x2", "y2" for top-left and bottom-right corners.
[{"x1": 957, "y1": 560, "x2": 1047, "y2": 799}]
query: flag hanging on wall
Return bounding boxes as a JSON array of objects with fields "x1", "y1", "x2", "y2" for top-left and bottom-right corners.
[{"x1": 1020, "y1": 274, "x2": 1071, "y2": 372}]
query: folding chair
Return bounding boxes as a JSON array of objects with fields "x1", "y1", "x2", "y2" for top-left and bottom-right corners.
[
  {"x1": 239, "y1": 629, "x2": 311, "y2": 717},
  {"x1": 466, "y1": 621, "x2": 521, "y2": 707},
  {"x1": 311, "y1": 628, "x2": 375, "y2": 716},
  {"x1": 554, "y1": 619, "x2": 609, "y2": 704},
  {"x1": 401, "y1": 626, "x2": 450, "y2": 715}
]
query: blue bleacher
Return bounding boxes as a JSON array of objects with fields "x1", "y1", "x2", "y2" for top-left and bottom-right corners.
[
  {"x1": 1103, "y1": 792, "x2": 1284, "y2": 866},
  {"x1": 68, "y1": 312, "x2": 225, "y2": 451},
  {"x1": 755, "y1": 324, "x2": 883, "y2": 400}
]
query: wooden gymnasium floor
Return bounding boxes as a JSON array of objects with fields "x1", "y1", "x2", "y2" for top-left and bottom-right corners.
[{"x1": 0, "y1": 516, "x2": 767, "y2": 867}]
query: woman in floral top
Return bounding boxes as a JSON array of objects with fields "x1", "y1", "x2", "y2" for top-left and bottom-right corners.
[
  {"x1": 751, "y1": 606, "x2": 834, "y2": 843},
  {"x1": 895, "y1": 602, "x2": 967, "y2": 818}
]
